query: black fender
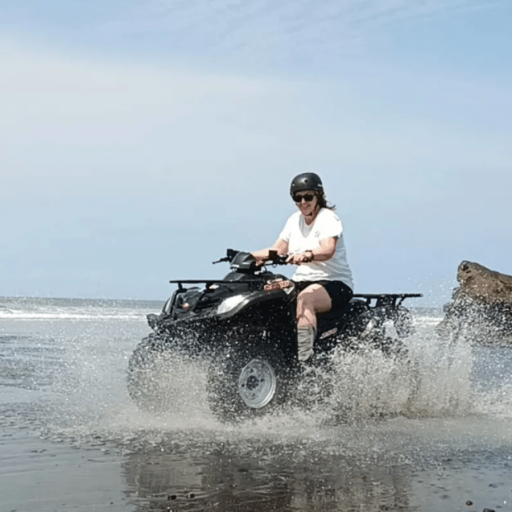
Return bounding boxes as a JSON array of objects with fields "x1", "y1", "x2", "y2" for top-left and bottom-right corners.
[{"x1": 217, "y1": 287, "x2": 295, "y2": 319}]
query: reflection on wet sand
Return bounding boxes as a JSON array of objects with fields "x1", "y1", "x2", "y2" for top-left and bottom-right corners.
[{"x1": 122, "y1": 443, "x2": 411, "y2": 512}]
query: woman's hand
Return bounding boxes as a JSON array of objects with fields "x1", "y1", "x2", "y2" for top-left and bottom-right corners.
[
  {"x1": 252, "y1": 240, "x2": 289, "y2": 266},
  {"x1": 286, "y1": 251, "x2": 314, "y2": 265},
  {"x1": 251, "y1": 252, "x2": 266, "y2": 267},
  {"x1": 288, "y1": 238, "x2": 337, "y2": 264}
]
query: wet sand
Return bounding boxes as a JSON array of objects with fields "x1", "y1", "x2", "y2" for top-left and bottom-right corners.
[
  {"x1": 2, "y1": 421, "x2": 512, "y2": 512},
  {"x1": 1, "y1": 299, "x2": 512, "y2": 511}
]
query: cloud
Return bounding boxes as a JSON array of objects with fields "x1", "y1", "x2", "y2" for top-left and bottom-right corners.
[
  {"x1": 0, "y1": 39, "x2": 289, "y2": 192},
  {"x1": 99, "y1": 0, "x2": 504, "y2": 57},
  {"x1": 1, "y1": 35, "x2": 511, "y2": 200},
  {"x1": 1, "y1": 1, "x2": 505, "y2": 72}
]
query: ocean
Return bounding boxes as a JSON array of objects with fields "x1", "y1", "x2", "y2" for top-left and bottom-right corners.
[{"x1": 1, "y1": 296, "x2": 511, "y2": 512}]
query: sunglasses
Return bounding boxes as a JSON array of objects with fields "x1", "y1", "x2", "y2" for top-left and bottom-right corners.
[{"x1": 293, "y1": 193, "x2": 315, "y2": 203}]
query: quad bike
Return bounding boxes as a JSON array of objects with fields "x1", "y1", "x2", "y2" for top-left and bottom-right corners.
[{"x1": 127, "y1": 249, "x2": 421, "y2": 422}]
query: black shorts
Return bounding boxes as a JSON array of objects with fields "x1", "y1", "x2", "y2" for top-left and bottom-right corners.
[{"x1": 293, "y1": 280, "x2": 354, "y2": 311}]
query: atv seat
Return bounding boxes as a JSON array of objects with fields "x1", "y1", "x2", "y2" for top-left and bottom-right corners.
[{"x1": 318, "y1": 298, "x2": 367, "y2": 322}]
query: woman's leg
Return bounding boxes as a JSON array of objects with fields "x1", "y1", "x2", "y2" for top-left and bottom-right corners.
[
  {"x1": 296, "y1": 284, "x2": 332, "y2": 362},
  {"x1": 296, "y1": 284, "x2": 332, "y2": 329}
]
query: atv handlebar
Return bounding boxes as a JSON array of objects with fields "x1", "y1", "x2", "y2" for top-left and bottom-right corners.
[
  {"x1": 212, "y1": 248, "x2": 240, "y2": 264},
  {"x1": 212, "y1": 249, "x2": 288, "y2": 266},
  {"x1": 264, "y1": 250, "x2": 289, "y2": 265}
]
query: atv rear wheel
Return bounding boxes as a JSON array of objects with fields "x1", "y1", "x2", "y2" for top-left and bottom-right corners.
[{"x1": 207, "y1": 339, "x2": 294, "y2": 423}]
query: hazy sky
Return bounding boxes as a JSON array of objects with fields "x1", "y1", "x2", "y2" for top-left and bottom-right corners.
[{"x1": 1, "y1": 1, "x2": 511, "y2": 304}]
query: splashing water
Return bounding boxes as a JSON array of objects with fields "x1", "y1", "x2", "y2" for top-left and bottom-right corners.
[
  {"x1": 45, "y1": 311, "x2": 477, "y2": 433},
  {"x1": 2, "y1": 298, "x2": 512, "y2": 459}
]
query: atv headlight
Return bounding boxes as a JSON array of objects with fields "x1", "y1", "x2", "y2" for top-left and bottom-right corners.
[{"x1": 217, "y1": 294, "x2": 247, "y2": 315}]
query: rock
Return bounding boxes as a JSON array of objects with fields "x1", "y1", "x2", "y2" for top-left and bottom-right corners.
[
  {"x1": 458, "y1": 261, "x2": 512, "y2": 307},
  {"x1": 436, "y1": 261, "x2": 512, "y2": 345}
]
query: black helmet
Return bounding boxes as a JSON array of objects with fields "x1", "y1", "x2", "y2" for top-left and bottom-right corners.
[{"x1": 290, "y1": 173, "x2": 324, "y2": 197}]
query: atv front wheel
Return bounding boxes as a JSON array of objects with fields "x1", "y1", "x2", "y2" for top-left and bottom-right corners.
[
  {"x1": 207, "y1": 341, "x2": 294, "y2": 423},
  {"x1": 238, "y1": 357, "x2": 278, "y2": 408},
  {"x1": 127, "y1": 334, "x2": 179, "y2": 413}
]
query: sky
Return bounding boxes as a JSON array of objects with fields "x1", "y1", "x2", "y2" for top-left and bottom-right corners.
[{"x1": 1, "y1": 0, "x2": 511, "y2": 305}]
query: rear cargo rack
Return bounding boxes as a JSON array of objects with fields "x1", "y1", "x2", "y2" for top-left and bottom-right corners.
[{"x1": 353, "y1": 293, "x2": 422, "y2": 308}]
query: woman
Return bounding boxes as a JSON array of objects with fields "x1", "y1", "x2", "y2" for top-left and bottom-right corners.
[{"x1": 252, "y1": 173, "x2": 354, "y2": 363}]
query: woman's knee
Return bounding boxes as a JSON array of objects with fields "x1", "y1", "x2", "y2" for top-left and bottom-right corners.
[
  {"x1": 296, "y1": 289, "x2": 316, "y2": 312},
  {"x1": 297, "y1": 288, "x2": 313, "y2": 304}
]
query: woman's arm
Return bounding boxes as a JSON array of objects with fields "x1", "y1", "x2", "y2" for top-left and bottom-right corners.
[
  {"x1": 311, "y1": 237, "x2": 337, "y2": 261},
  {"x1": 252, "y1": 239, "x2": 289, "y2": 262},
  {"x1": 287, "y1": 237, "x2": 337, "y2": 265}
]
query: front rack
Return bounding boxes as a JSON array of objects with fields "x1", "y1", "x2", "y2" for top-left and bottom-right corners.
[{"x1": 169, "y1": 279, "x2": 258, "y2": 290}]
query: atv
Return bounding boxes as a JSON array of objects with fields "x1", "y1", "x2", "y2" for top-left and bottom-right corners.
[{"x1": 127, "y1": 249, "x2": 421, "y2": 422}]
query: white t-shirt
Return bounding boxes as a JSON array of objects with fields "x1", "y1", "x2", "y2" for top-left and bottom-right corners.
[{"x1": 278, "y1": 208, "x2": 354, "y2": 290}]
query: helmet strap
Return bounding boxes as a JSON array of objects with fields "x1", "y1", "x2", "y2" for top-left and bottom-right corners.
[{"x1": 306, "y1": 203, "x2": 320, "y2": 218}]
